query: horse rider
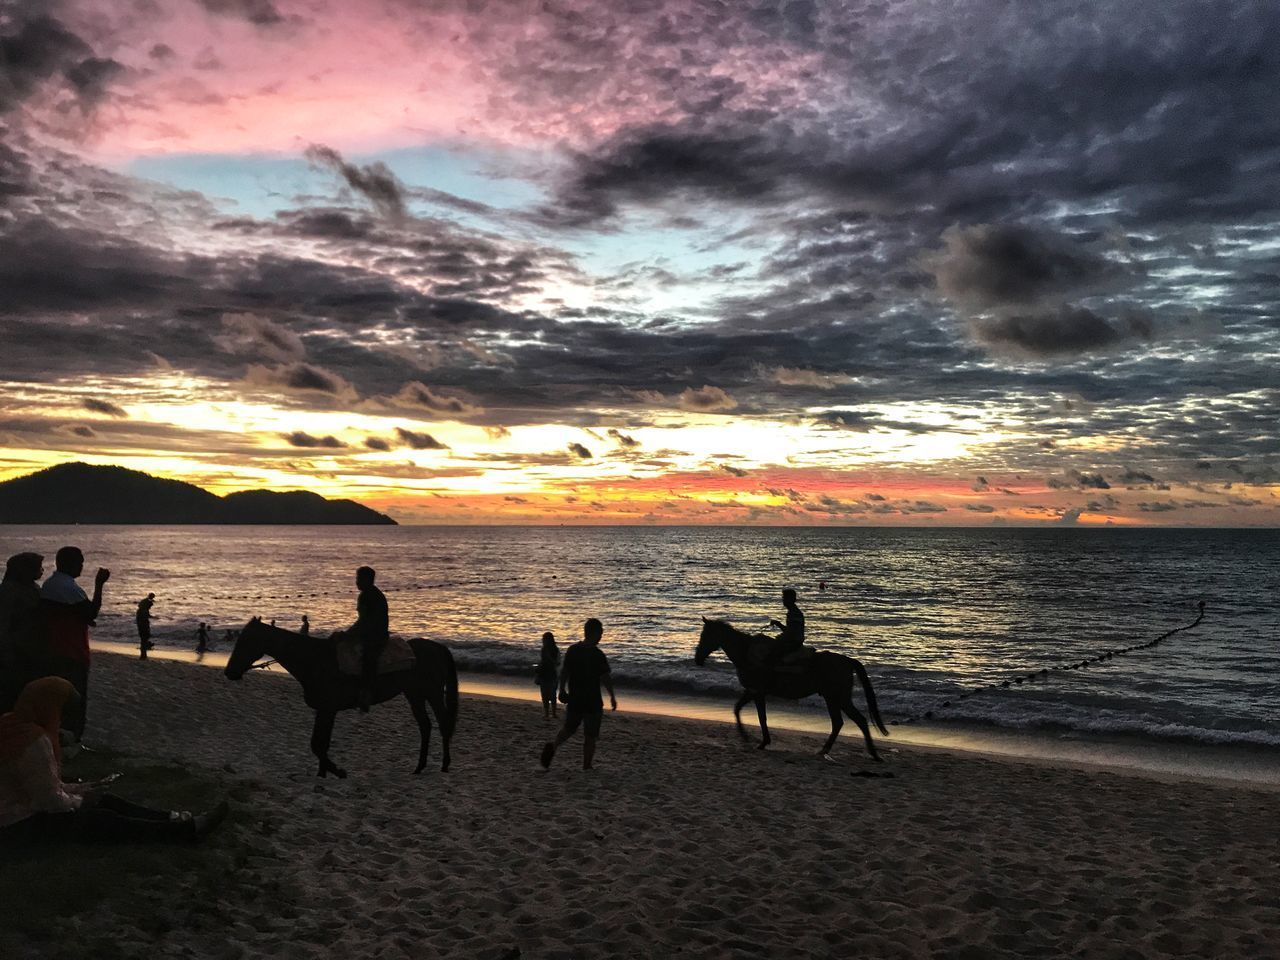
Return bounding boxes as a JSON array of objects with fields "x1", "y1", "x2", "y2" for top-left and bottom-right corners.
[
  {"x1": 347, "y1": 566, "x2": 389, "y2": 712},
  {"x1": 765, "y1": 588, "x2": 806, "y2": 673}
]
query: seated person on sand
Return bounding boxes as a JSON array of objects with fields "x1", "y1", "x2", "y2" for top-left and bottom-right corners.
[
  {"x1": 765, "y1": 588, "x2": 809, "y2": 672},
  {"x1": 0, "y1": 678, "x2": 228, "y2": 842}
]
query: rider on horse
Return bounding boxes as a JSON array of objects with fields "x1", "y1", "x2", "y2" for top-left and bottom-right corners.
[
  {"x1": 348, "y1": 565, "x2": 389, "y2": 712},
  {"x1": 764, "y1": 588, "x2": 807, "y2": 674}
]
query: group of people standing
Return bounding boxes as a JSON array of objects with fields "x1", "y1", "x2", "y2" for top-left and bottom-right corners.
[{"x1": 0, "y1": 547, "x2": 108, "y2": 739}]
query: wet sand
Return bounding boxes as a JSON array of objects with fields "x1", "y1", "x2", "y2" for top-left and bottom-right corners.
[{"x1": 24, "y1": 651, "x2": 1280, "y2": 959}]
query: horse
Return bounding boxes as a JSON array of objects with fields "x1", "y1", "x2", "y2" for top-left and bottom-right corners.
[
  {"x1": 224, "y1": 617, "x2": 458, "y2": 777},
  {"x1": 695, "y1": 617, "x2": 888, "y2": 760}
]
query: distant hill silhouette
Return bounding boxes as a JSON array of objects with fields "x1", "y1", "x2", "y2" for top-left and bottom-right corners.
[{"x1": 0, "y1": 463, "x2": 397, "y2": 525}]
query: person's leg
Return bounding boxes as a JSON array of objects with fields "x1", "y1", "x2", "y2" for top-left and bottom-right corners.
[
  {"x1": 51, "y1": 658, "x2": 88, "y2": 741},
  {"x1": 541, "y1": 708, "x2": 581, "y2": 767},
  {"x1": 358, "y1": 638, "x2": 384, "y2": 712},
  {"x1": 94, "y1": 793, "x2": 174, "y2": 821},
  {"x1": 581, "y1": 710, "x2": 602, "y2": 769}
]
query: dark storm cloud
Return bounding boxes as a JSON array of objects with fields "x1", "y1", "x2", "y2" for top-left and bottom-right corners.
[
  {"x1": 0, "y1": 12, "x2": 124, "y2": 113},
  {"x1": 82, "y1": 397, "x2": 127, "y2": 418},
  {"x1": 305, "y1": 144, "x2": 407, "y2": 221},
  {"x1": 969, "y1": 306, "x2": 1153, "y2": 358},
  {"x1": 927, "y1": 224, "x2": 1133, "y2": 312},
  {"x1": 395, "y1": 428, "x2": 447, "y2": 451},
  {"x1": 247, "y1": 362, "x2": 354, "y2": 397},
  {"x1": 281, "y1": 431, "x2": 345, "y2": 449},
  {"x1": 196, "y1": 0, "x2": 285, "y2": 27}
]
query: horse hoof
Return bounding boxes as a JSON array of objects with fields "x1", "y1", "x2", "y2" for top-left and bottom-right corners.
[
  {"x1": 871, "y1": 755, "x2": 884, "y2": 763},
  {"x1": 820, "y1": 752, "x2": 835, "y2": 763},
  {"x1": 756, "y1": 742, "x2": 768, "y2": 751}
]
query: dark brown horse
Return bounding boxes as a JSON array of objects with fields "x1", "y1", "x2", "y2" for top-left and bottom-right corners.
[
  {"x1": 224, "y1": 618, "x2": 457, "y2": 777},
  {"x1": 695, "y1": 617, "x2": 888, "y2": 760}
]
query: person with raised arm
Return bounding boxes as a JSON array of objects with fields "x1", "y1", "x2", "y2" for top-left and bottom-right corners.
[{"x1": 39, "y1": 547, "x2": 108, "y2": 741}]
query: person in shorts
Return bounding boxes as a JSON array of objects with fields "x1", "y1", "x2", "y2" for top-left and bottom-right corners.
[{"x1": 539, "y1": 618, "x2": 616, "y2": 770}]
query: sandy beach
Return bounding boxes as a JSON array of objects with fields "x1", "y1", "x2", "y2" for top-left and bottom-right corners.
[{"x1": 5, "y1": 650, "x2": 1279, "y2": 960}]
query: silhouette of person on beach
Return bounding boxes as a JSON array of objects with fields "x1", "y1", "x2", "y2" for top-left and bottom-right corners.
[
  {"x1": 136, "y1": 594, "x2": 156, "y2": 660},
  {"x1": 535, "y1": 631, "x2": 560, "y2": 720},
  {"x1": 39, "y1": 547, "x2": 108, "y2": 742},
  {"x1": 0, "y1": 677, "x2": 228, "y2": 842},
  {"x1": 195, "y1": 622, "x2": 210, "y2": 660},
  {"x1": 347, "y1": 566, "x2": 388, "y2": 713},
  {"x1": 300, "y1": 615, "x2": 310, "y2": 637},
  {"x1": 765, "y1": 588, "x2": 806, "y2": 673},
  {"x1": 0, "y1": 552, "x2": 44, "y2": 712},
  {"x1": 540, "y1": 618, "x2": 616, "y2": 770}
]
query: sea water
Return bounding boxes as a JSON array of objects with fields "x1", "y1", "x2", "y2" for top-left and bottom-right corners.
[{"x1": 5, "y1": 525, "x2": 1278, "y2": 755}]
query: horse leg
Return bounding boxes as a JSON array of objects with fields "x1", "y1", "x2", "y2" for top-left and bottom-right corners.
[
  {"x1": 733, "y1": 691, "x2": 753, "y2": 741},
  {"x1": 311, "y1": 710, "x2": 347, "y2": 779},
  {"x1": 844, "y1": 698, "x2": 882, "y2": 762},
  {"x1": 407, "y1": 695, "x2": 432, "y2": 775},
  {"x1": 820, "y1": 697, "x2": 844, "y2": 757},
  {"x1": 754, "y1": 697, "x2": 771, "y2": 749},
  {"x1": 425, "y1": 688, "x2": 452, "y2": 773}
]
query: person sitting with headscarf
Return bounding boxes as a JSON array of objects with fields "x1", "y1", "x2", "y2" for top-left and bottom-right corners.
[
  {"x1": 0, "y1": 552, "x2": 45, "y2": 712},
  {"x1": 0, "y1": 677, "x2": 228, "y2": 842}
]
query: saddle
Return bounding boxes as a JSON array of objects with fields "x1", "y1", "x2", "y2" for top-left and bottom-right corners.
[
  {"x1": 334, "y1": 635, "x2": 416, "y2": 677},
  {"x1": 747, "y1": 636, "x2": 815, "y2": 674}
]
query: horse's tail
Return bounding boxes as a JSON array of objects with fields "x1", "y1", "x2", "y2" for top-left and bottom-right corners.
[
  {"x1": 441, "y1": 645, "x2": 459, "y2": 737},
  {"x1": 852, "y1": 657, "x2": 889, "y2": 736}
]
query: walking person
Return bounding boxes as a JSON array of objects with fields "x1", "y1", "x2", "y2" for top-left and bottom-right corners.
[
  {"x1": 136, "y1": 593, "x2": 156, "y2": 660},
  {"x1": 195, "y1": 622, "x2": 210, "y2": 661},
  {"x1": 39, "y1": 547, "x2": 108, "y2": 741},
  {"x1": 534, "y1": 631, "x2": 560, "y2": 720},
  {"x1": 539, "y1": 618, "x2": 616, "y2": 771}
]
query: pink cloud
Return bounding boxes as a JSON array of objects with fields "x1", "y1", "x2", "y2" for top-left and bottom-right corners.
[{"x1": 59, "y1": 0, "x2": 828, "y2": 157}]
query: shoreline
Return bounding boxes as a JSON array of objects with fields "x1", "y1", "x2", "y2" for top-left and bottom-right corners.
[{"x1": 92, "y1": 642, "x2": 1280, "y2": 790}]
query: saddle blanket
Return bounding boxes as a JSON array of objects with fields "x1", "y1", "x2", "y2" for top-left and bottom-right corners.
[{"x1": 335, "y1": 636, "x2": 416, "y2": 677}]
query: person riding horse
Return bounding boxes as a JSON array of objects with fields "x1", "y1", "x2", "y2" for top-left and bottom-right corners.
[
  {"x1": 344, "y1": 566, "x2": 388, "y2": 712},
  {"x1": 765, "y1": 588, "x2": 806, "y2": 673}
]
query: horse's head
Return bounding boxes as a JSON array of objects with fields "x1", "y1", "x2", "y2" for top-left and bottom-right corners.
[
  {"x1": 695, "y1": 616, "x2": 725, "y2": 666},
  {"x1": 224, "y1": 617, "x2": 268, "y2": 681}
]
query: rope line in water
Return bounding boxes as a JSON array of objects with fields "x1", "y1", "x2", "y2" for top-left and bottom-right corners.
[
  {"x1": 202, "y1": 581, "x2": 459, "y2": 603},
  {"x1": 890, "y1": 600, "x2": 1207, "y2": 726}
]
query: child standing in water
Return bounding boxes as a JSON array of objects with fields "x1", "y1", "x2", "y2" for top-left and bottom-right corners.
[{"x1": 535, "y1": 631, "x2": 560, "y2": 720}]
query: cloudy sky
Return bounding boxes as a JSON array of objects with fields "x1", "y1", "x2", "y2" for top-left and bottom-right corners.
[{"x1": 1, "y1": 0, "x2": 1277, "y2": 524}]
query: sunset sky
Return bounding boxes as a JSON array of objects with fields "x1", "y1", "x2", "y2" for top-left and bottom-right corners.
[{"x1": 1, "y1": 0, "x2": 1277, "y2": 524}]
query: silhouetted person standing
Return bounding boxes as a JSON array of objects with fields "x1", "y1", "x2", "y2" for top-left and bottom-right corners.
[
  {"x1": 0, "y1": 552, "x2": 44, "y2": 712},
  {"x1": 300, "y1": 615, "x2": 310, "y2": 637},
  {"x1": 195, "y1": 622, "x2": 210, "y2": 660},
  {"x1": 535, "y1": 631, "x2": 560, "y2": 720},
  {"x1": 39, "y1": 547, "x2": 108, "y2": 741},
  {"x1": 348, "y1": 566, "x2": 388, "y2": 712},
  {"x1": 136, "y1": 594, "x2": 155, "y2": 660},
  {"x1": 540, "y1": 618, "x2": 616, "y2": 770}
]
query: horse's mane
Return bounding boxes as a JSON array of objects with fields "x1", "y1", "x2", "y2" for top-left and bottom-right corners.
[{"x1": 706, "y1": 619, "x2": 772, "y2": 644}]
